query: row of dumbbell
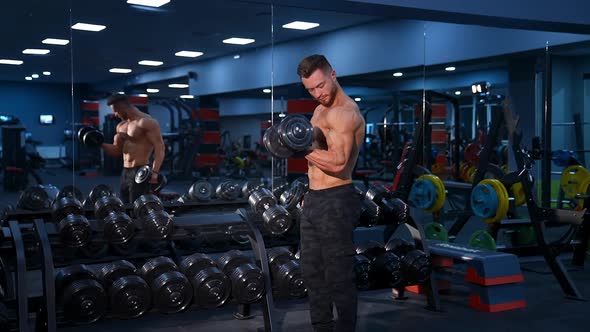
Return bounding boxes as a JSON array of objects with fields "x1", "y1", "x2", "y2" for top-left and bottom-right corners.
[
  {"x1": 52, "y1": 193, "x2": 172, "y2": 248},
  {"x1": 358, "y1": 185, "x2": 411, "y2": 227},
  {"x1": 353, "y1": 238, "x2": 432, "y2": 291},
  {"x1": 56, "y1": 248, "x2": 305, "y2": 324}
]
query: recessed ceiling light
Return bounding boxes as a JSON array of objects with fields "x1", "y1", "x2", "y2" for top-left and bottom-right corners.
[
  {"x1": 454, "y1": 91, "x2": 461, "y2": 95},
  {"x1": 117, "y1": 91, "x2": 125, "y2": 94},
  {"x1": 137, "y1": 94, "x2": 148, "y2": 97},
  {"x1": 25, "y1": 76, "x2": 32, "y2": 81},
  {"x1": 393, "y1": 72, "x2": 403, "y2": 77},
  {"x1": 445, "y1": 66, "x2": 456, "y2": 71},
  {"x1": 175, "y1": 51, "x2": 203, "y2": 58},
  {"x1": 43, "y1": 71, "x2": 51, "y2": 76},
  {"x1": 23, "y1": 49, "x2": 50, "y2": 55},
  {"x1": 42, "y1": 38, "x2": 69, "y2": 45},
  {"x1": 354, "y1": 97, "x2": 361, "y2": 102},
  {"x1": 0, "y1": 59, "x2": 24, "y2": 65},
  {"x1": 127, "y1": 0, "x2": 170, "y2": 7},
  {"x1": 71, "y1": 23, "x2": 106, "y2": 32},
  {"x1": 180, "y1": 95, "x2": 194, "y2": 99},
  {"x1": 169, "y1": 83, "x2": 189, "y2": 88},
  {"x1": 262, "y1": 89, "x2": 271, "y2": 93},
  {"x1": 31, "y1": 74, "x2": 39, "y2": 79},
  {"x1": 282, "y1": 21, "x2": 320, "y2": 30},
  {"x1": 146, "y1": 88, "x2": 159, "y2": 93},
  {"x1": 223, "y1": 38, "x2": 255, "y2": 45},
  {"x1": 233, "y1": 55, "x2": 241, "y2": 60},
  {"x1": 109, "y1": 68, "x2": 132, "y2": 74},
  {"x1": 138, "y1": 60, "x2": 163, "y2": 66}
]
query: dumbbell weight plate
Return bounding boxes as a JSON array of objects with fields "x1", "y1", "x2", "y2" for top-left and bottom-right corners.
[
  {"x1": 248, "y1": 188, "x2": 276, "y2": 214},
  {"x1": 104, "y1": 212, "x2": 135, "y2": 244},
  {"x1": 109, "y1": 275, "x2": 152, "y2": 319},
  {"x1": 242, "y1": 179, "x2": 263, "y2": 199},
  {"x1": 134, "y1": 166, "x2": 168, "y2": 192},
  {"x1": 55, "y1": 265, "x2": 96, "y2": 295},
  {"x1": 100, "y1": 260, "x2": 136, "y2": 288},
  {"x1": 359, "y1": 199, "x2": 381, "y2": 227},
  {"x1": 373, "y1": 251, "x2": 404, "y2": 288},
  {"x1": 217, "y1": 250, "x2": 253, "y2": 275},
  {"x1": 83, "y1": 129, "x2": 105, "y2": 148},
  {"x1": 63, "y1": 279, "x2": 107, "y2": 323},
  {"x1": 188, "y1": 181, "x2": 213, "y2": 201},
  {"x1": 225, "y1": 224, "x2": 251, "y2": 245},
  {"x1": 141, "y1": 210, "x2": 174, "y2": 239},
  {"x1": 275, "y1": 260, "x2": 307, "y2": 298},
  {"x1": 353, "y1": 255, "x2": 372, "y2": 290},
  {"x1": 58, "y1": 214, "x2": 92, "y2": 248},
  {"x1": 271, "y1": 178, "x2": 289, "y2": 199},
  {"x1": 267, "y1": 247, "x2": 294, "y2": 271},
  {"x1": 180, "y1": 253, "x2": 217, "y2": 278},
  {"x1": 56, "y1": 185, "x2": 85, "y2": 203},
  {"x1": 77, "y1": 126, "x2": 94, "y2": 142},
  {"x1": 52, "y1": 196, "x2": 83, "y2": 223},
  {"x1": 365, "y1": 185, "x2": 389, "y2": 205},
  {"x1": 229, "y1": 263, "x2": 266, "y2": 304},
  {"x1": 280, "y1": 181, "x2": 307, "y2": 211},
  {"x1": 139, "y1": 256, "x2": 178, "y2": 284},
  {"x1": 86, "y1": 184, "x2": 114, "y2": 208},
  {"x1": 94, "y1": 195, "x2": 125, "y2": 221},
  {"x1": 215, "y1": 181, "x2": 240, "y2": 201},
  {"x1": 16, "y1": 185, "x2": 50, "y2": 211},
  {"x1": 151, "y1": 271, "x2": 193, "y2": 314},
  {"x1": 133, "y1": 194, "x2": 163, "y2": 218},
  {"x1": 190, "y1": 267, "x2": 231, "y2": 309},
  {"x1": 276, "y1": 115, "x2": 314, "y2": 152},
  {"x1": 400, "y1": 249, "x2": 431, "y2": 284},
  {"x1": 262, "y1": 205, "x2": 292, "y2": 236},
  {"x1": 263, "y1": 125, "x2": 294, "y2": 159}
]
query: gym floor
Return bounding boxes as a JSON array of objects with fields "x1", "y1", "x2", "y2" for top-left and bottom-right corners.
[{"x1": 3, "y1": 169, "x2": 590, "y2": 332}]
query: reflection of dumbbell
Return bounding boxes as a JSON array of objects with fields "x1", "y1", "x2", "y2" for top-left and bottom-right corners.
[
  {"x1": 55, "y1": 264, "x2": 107, "y2": 324},
  {"x1": 78, "y1": 126, "x2": 105, "y2": 148},
  {"x1": 385, "y1": 238, "x2": 432, "y2": 285},
  {"x1": 52, "y1": 197, "x2": 92, "y2": 248},
  {"x1": 267, "y1": 247, "x2": 306, "y2": 298},
  {"x1": 353, "y1": 254, "x2": 373, "y2": 290},
  {"x1": 249, "y1": 188, "x2": 292, "y2": 235},
  {"x1": 263, "y1": 115, "x2": 314, "y2": 159},
  {"x1": 99, "y1": 260, "x2": 151, "y2": 319},
  {"x1": 134, "y1": 165, "x2": 168, "y2": 192},
  {"x1": 358, "y1": 246, "x2": 404, "y2": 288},
  {"x1": 16, "y1": 185, "x2": 51, "y2": 211},
  {"x1": 217, "y1": 250, "x2": 266, "y2": 304},
  {"x1": 84, "y1": 184, "x2": 115, "y2": 208},
  {"x1": 215, "y1": 181, "x2": 241, "y2": 201},
  {"x1": 365, "y1": 185, "x2": 409, "y2": 224},
  {"x1": 180, "y1": 253, "x2": 231, "y2": 309},
  {"x1": 133, "y1": 194, "x2": 174, "y2": 239},
  {"x1": 139, "y1": 256, "x2": 193, "y2": 314},
  {"x1": 94, "y1": 196, "x2": 135, "y2": 244}
]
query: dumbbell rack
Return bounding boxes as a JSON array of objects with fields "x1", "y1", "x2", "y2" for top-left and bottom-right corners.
[
  {"x1": 238, "y1": 208, "x2": 442, "y2": 312},
  {"x1": 0, "y1": 212, "x2": 281, "y2": 332}
]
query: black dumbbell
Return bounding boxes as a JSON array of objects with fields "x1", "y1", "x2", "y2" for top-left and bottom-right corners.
[
  {"x1": 188, "y1": 180, "x2": 214, "y2": 201},
  {"x1": 215, "y1": 181, "x2": 241, "y2": 201},
  {"x1": 139, "y1": 256, "x2": 193, "y2": 314},
  {"x1": 279, "y1": 179, "x2": 308, "y2": 212},
  {"x1": 263, "y1": 115, "x2": 314, "y2": 159},
  {"x1": 52, "y1": 197, "x2": 92, "y2": 248},
  {"x1": 365, "y1": 185, "x2": 410, "y2": 224},
  {"x1": 271, "y1": 178, "x2": 289, "y2": 200},
  {"x1": 134, "y1": 165, "x2": 168, "y2": 192},
  {"x1": 242, "y1": 179, "x2": 264, "y2": 199},
  {"x1": 359, "y1": 199, "x2": 382, "y2": 227},
  {"x1": 55, "y1": 264, "x2": 107, "y2": 324},
  {"x1": 99, "y1": 260, "x2": 151, "y2": 319},
  {"x1": 359, "y1": 246, "x2": 404, "y2": 288},
  {"x1": 56, "y1": 185, "x2": 85, "y2": 203},
  {"x1": 267, "y1": 247, "x2": 306, "y2": 299},
  {"x1": 353, "y1": 254, "x2": 373, "y2": 290},
  {"x1": 84, "y1": 184, "x2": 115, "y2": 208},
  {"x1": 133, "y1": 194, "x2": 174, "y2": 239},
  {"x1": 248, "y1": 188, "x2": 292, "y2": 236},
  {"x1": 16, "y1": 185, "x2": 51, "y2": 211},
  {"x1": 385, "y1": 238, "x2": 432, "y2": 285},
  {"x1": 94, "y1": 196, "x2": 135, "y2": 244},
  {"x1": 78, "y1": 126, "x2": 105, "y2": 148},
  {"x1": 180, "y1": 253, "x2": 231, "y2": 309},
  {"x1": 217, "y1": 250, "x2": 265, "y2": 304}
]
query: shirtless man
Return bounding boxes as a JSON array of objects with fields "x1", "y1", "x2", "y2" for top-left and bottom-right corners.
[
  {"x1": 297, "y1": 54, "x2": 365, "y2": 332},
  {"x1": 101, "y1": 94, "x2": 165, "y2": 203}
]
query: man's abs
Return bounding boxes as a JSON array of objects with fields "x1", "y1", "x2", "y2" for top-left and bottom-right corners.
[
  {"x1": 307, "y1": 164, "x2": 353, "y2": 190},
  {"x1": 122, "y1": 140, "x2": 153, "y2": 168}
]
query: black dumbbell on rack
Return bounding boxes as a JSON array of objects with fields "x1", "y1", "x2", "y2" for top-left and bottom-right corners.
[
  {"x1": 385, "y1": 238, "x2": 432, "y2": 285},
  {"x1": 180, "y1": 253, "x2": 231, "y2": 309},
  {"x1": 133, "y1": 194, "x2": 174, "y2": 240},
  {"x1": 94, "y1": 196, "x2": 135, "y2": 244},
  {"x1": 365, "y1": 185, "x2": 410, "y2": 224},
  {"x1": 99, "y1": 260, "x2": 152, "y2": 319},
  {"x1": 358, "y1": 246, "x2": 405, "y2": 289},
  {"x1": 353, "y1": 254, "x2": 373, "y2": 290},
  {"x1": 84, "y1": 184, "x2": 115, "y2": 208},
  {"x1": 139, "y1": 256, "x2": 193, "y2": 314},
  {"x1": 187, "y1": 180, "x2": 214, "y2": 202},
  {"x1": 55, "y1": 264, "x2": 107, "y2": 324},
  {"x1": 267, "y1": 247, "x2": 307, "y2": 299},
  {"x1": 242, "y1": 178, "x2": 265, "y2": 199},
  {"x1": 215, "y1": 181, "x2": 241, "y2": 201},
  {"x1": 248, "y1": 188, "x2": 292, "y2": 235},
  {"x1": 52, "y1": 197, "x2": 92, "y2": 248},
  {"x1": 217, "y1": 250, "x2": 266, "y2": 304}
]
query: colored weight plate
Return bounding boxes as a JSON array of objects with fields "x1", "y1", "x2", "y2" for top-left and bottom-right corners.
[
  {"x1": 560, "y1": 165, "x2": 590, "y2": 199},
  {"x1": 468, "y1": 230, "x2": 497, "y2": 251},
  {"x1": 471, "y1": 179, "x2": 509, "y2": 224},
  {"x1": 423, "y1": 174, "x2": 446, "y2": 213},
  {"x1": 424, "y1": 222, "x2": 449, "y2": 242},
  {"x1": 511, "y1": 182, "x2": 526, "y2": 206},
  {"x1": 576, "y1": 176, "x2": 590, "y2": 209},
  {"x1": 408, "y1": 174, "x2": 446, "y2": 213},
  {"x1": 466, "y1": 166, "x2": 476, "y2": 183}
]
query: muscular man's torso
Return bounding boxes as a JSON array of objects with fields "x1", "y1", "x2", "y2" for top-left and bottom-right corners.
[
  {"x1": 308, "y1": 100, "x2": 365, "y2": 190},
  {"x1": 117, "y1": 116, "x2": 154, "y2": 168}
]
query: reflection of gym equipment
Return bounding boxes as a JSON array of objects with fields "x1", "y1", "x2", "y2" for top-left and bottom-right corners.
[{"x1": 2, "y1": 124, "x2": 48, "y2": 191}]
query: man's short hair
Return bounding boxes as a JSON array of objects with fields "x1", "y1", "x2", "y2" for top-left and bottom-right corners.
[
  {"x1": 106, "y1": 93, "x2": 130, "y2": 106},
  {"x1": 297, "y1": 54, "x2": 333, "y2": 79}
]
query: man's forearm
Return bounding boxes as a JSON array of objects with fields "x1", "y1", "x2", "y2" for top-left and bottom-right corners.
[{"x1": 102, "y1": 143, "x2": 122, "y2": 157}]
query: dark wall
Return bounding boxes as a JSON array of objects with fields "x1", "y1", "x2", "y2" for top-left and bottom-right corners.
[{"x1": 0, "y1": 81, "x2": 72, "y2": 146}]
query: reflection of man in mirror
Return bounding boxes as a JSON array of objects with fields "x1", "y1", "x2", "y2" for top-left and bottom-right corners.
[
  {"x1": 101, "y1": 94, "x2": 165, "y2": 203},
  {"x1": 297, "y1": 54, "x2": 365, "y2": 332}
]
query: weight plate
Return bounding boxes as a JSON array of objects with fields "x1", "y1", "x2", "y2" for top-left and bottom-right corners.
[
  {"x1": 62, "y1": 279, "x2": 107, "y2": 324},
  {"x1": 424, "y1": 222, "x2": 449, "y2": 242},
  {"x1": 16, "y1": 185, "x2": 50, "y2": 211},
  {"x1": 409, "y1": 174, "x2": 446, "y2": 213},
  {"x1": 242, "y1": 179, "x2": 263, "y2": 199},
  {"x1": 262, "y1": 205, "x2": 292, "y2": 235},
  {"x1": 248, "y1": 188, "x2": 276, "y2": 214},
  {"x1": 229, "y1": 263, "x2": 265, "y2": 304},
  {"x1": 263, "y1": 125, "x2": 293, "y2": 159},
  {"x1": 87, "y1": 184, "x2": 114, "y2": 207},
  {"x1": 561, "y1": 165, "x2": 590, "y2": 199},
  {"x1": 94, "y1": 195, "x2": 125, "y2": 221},
  {"x1": 109, "y1": 275, "x2": 151, "y2": 319},
  {"x1": 275, "y1": 260, "x2": 307, "y2": 298},
  {"x1": 217, "y1": 250, "x2": 252, "y2": 275},
  {"x1": 190, "y1": 267, "x2": 231, "y2": 308},
  {"x1": 151, "y1": 271, "x2": 193, "y2": 314},
  {"x1": 139, "y1": 256, "x2": 178, "y2": 283},
  {"x1": 276, "y1": 115, "x2": 313, "y2": 151},
  {"x1": 103, "y1": 212, "x2": 135, "y2": 244},
  {"x1": 511, "y1": 182, "x2": 526, "y2": 206},
  {"x1": 100, "y1": 260, "x2": 137, "y2": 289},
  {"x1": 353, "y1": 255, "x2": 372, "y2": 291},
  {"x1": 188, "y1": 180, "x2": 213, "y2": 201},
  {"x1": 133, "y1": 194, "x2": 163, "y2": 218},
  {"x1": 58, "y1": 214, "x2": 92, "y2": 248},
  {"x1": 470, "y1": 184, "x2": 500, "y2": 219},
  {"x1": 77, "y1": 126, "x2": 93, "y2": 142},
  {"x1": 472, "y1": 179, "x2": 509, "y2": 224},
  {"x1": 56, "y1": 185, "x2": 84, "y2": 203},
  {"x1": 468, "y1": 230, "x2": 497, "y2": 251},
  {"x1": 134, "y1": 165, "x2": 152, "y2": 185},
  {"x1": 142, "y1": 210, "x2": 174, "y2": 240},
  {"x1": 180, "y1": 253, "x2": 217, "y2": 278}
]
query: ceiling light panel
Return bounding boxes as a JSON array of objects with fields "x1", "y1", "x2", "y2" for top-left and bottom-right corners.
[
  {"x1": 71, "y1": 23, "x2": 106, "y2": 32},
  {"x1": 223, "y1": 38, "x2": 255, "y2": 45},
  {"x1": 23, "y1": 49, "x2": 50, "y2": 55},
  {"x1": 138, "y1": 60, "x2": 163, "y2": 66},
  {"x1": 282, "y1": 21, "x2": 320, "y2": 30},
  {"x1": 42, "y1": 38, "x2": 70, "y2": 45},
  {"x1": 109, "y1": 68, "x2": 132, "y2": 73},
  {"x1": 127, "y1": 0, "x2": 170, "y2": 7},
  {"x1": 168, "y1": 83, "x2": 189, "y2": 88},
  {"x1": 175, "y1": 51, "x2": 203, "y2": 58}
]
